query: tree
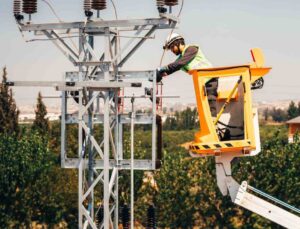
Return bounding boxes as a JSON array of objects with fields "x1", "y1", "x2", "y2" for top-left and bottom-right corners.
[
  {"x1": 0, "y1": 67, "x2": 19, "y2": 135},
  {"x1": 263, "y1": 108, "x2": 269, "y2": 121},
  {"x1": 297, "y1": 102, "x2": 300, "y2": 118},
  {"x1": 234, "y1": 131, "x2": 300, "y2": 228},
  {"x1": 32, "y1": 92, "x2": 49, "y2": 135},
  {"x1": 270, "y1": 107, "x2": 287, "y2": 122},
  {"x1": 287, "y1": 101, "x2": 298, "y2": 120},
  {"x1": 163, "y1": 107, "x2": 199, "y2": 130},
  {"x1": 164, "y1": 116, "x2": 177, "y2": 130},
  {"x1": 162, "y1": 107, "x2": 167, "y2": 114},
  {"x1": 0, "y1": 133, "x2": 67, "y2": 227},
  {"x1": 133, "y1": 126, "x2": 300, "y2": 228}
]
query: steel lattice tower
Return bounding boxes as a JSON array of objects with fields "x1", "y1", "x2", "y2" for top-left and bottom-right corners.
[{"x1": 12, "y1": 2, "x2": 178, "y2": 228}]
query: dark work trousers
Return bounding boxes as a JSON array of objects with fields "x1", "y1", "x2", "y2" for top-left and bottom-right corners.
[{"x1": 205, "y1": 78, "x2": 218, "y2": 117}]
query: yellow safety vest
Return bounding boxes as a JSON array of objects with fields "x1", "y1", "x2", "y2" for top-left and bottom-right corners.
[{"x1": 179, "y1": 44, "x2": 212, "y2": 72}]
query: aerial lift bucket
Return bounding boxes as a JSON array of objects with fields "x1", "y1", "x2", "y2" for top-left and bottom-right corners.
[
  {"x1": 184, "y1": 48, "x2": 271, "y2": 157},
  {"x1": 182, "y1": 50, "x2": 300, "y2": 228}
]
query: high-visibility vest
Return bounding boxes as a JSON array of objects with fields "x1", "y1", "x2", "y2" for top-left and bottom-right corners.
[{"x1": 179, "y1": 45, "x2": 212, "y2": 72}]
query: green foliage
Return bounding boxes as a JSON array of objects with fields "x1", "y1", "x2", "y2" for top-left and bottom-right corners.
[
  {"x1": 0, "y1": 67, "x2": 19, "y2": 135},
  {"x1": 287, "y1": 101, "x2": 299, "y2": 120},
  {"x1": 118, "y1": 129, "x2": 153, "y2": 205},
  {"x1": 234, "y1": 131, "x2": 300, "y2": 228},
  {"x1": 49, "y1": 121, "x2": 79, "y2": 158},
  {"x1": 0, "y1": 95, "x2": 298, "y2": 228},
  {"x1": 270, "y1": 107, "x2": 287, "y2": 122},
  {"x1": 265, "y1": 100, "x2": 300, "y2": 123},
  {"x1": 263, "y1": 107, "x2": 269, "y2": 121},
  {"x1": 164, "y1": 115, "x2": 177, "y2": 130},
  {"x1": 0, "y1": 133, "x2": 63, "y2": 227},
  {"x1": 32, "y1": 92, "x2": 49, "y2": 135},
  {"x1": 164, "y1": 107, "x2": 199, "y2": 130},
  {"x1": 259, "y1": 124, "x2": 288, "y2": 144},
  {"x1": 133, "y1": 125, "x2": 300, "y2": 228}
]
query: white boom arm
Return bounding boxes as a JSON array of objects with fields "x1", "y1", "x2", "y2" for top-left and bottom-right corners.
[
  {"x1": 213, "y1": 109, "x2": 300, "y2": 228},
  {"x1": 216, "y1": 158, "x2": 300, "y2": 229},
  {"x1": 235, "y1": 181, "x2": 300, "y2": 228}
]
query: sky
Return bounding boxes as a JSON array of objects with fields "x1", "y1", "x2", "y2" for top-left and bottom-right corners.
[{"x1": 0, "y1": 0, "x2": 300, "y2": 110}]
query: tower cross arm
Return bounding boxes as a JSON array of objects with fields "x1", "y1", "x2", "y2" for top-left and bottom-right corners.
[
  {"x1": 2, "y1": 81, "x2": 141, "y2": 89},
  {"x1": 19, "y1": 17, "x2": 177, "y2": 32}
]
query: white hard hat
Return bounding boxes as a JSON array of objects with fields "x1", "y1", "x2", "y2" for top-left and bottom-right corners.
[{"x1": 163, "y1": 33, "x2": 184, "y2": 50}]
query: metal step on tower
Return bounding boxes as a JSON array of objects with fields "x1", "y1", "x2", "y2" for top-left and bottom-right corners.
[{"x1": 11, "y1": 0, "x2": 180, "y2": 228}]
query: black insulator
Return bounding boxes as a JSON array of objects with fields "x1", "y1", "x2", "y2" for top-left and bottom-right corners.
[
  {"x1": 92, "y1": 0, "x2": 107, "y2": 10},
  {"x1": 121, "y1": 204, "x2": 130, "y2": 229},
  {"x1": 156, "y1": 115, "x2": 162, "y2": 169},
  {"x1": 157, "y1": 7, "x2": 167, "y2": 14},
  {"x1": 22, "y1": 0, "x2": 37, "y2": 14},
  {"x1": 156, "y1": 0, "x2": 165, "y2": 6},
  {"x1": 96, "y1": 205, "x2": 104, "y2": 227},
  {"x1": 165, "y1": 0, "x2": 178, "y2": 6},
  {"x1": 147, "y1": 205, "x2": 156, "y2": 229},
  {"x1": 13, "y1": 0, "x2": 22, "y2": 15}
]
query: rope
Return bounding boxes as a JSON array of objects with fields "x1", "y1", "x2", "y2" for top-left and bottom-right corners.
[
  {"x1": 41, "y1": 0, "x2": 62, "y2": 22},
  {"x1": 159, "y1": 0, "x2": 185, "y2": 67}
]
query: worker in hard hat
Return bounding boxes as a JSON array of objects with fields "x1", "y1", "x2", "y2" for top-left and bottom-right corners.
[{"x1": 157, "y1": 33, "x2": 218, "y2": 116}]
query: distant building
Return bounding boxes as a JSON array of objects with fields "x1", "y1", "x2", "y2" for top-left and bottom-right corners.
[
  {"x1": 286, "y1": 116, "x2": 300, "y2": 143},
  {"x1": 19, "y1": 113, "x2": 60, "y2": 123}
]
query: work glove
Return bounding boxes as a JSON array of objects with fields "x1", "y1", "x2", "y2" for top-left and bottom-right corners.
[
  {"x1": 156, "y1": 66, "x2": 168, "y2": 83},
  {"x1": 149, "y1": 67, "x2": 168, "y2": 82}
]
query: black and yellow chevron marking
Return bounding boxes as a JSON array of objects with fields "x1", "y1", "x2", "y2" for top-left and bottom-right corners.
[{"x1": 189, "y1": 139, "x2": 254, "y2": 154}]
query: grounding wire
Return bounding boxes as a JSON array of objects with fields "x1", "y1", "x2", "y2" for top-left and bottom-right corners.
[
  {"x1": 41, "y1": 0, "x2": 62, "y2": 22},
  {"x1": 156, "y1": 0, "x2": 184, "y2": 116},
  {"x1": 248, "y1": 185, "x2": 300, "y2": 214},
  {"x1": 109, "y1": 0, "x2": 118, "y2": 20}
]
